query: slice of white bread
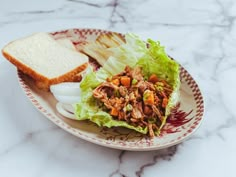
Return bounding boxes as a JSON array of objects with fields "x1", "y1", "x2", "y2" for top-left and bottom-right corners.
[{"x1": 2, "y1": 32, "x2": 88, "y2": 90}]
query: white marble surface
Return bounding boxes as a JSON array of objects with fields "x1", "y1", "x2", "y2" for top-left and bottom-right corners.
[{"x1": 0, "y1": 0, "x2": 236, "y2": 176}]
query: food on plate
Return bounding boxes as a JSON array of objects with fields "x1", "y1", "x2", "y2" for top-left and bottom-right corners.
[
  {"x1": 50, "y1": 82, "x2": 81, "y2": 104},
  {"x1": 81, "y1": 41, "x2": 112, "y2": 66},
  {"x1": 2, "y1": 32, "x2": 88, "y2": 90},
  {"x1": 96, "y1": 33, "x2": 125, "y2": 48},
  {"x1": 50, "y1": 82, "x2": 81, "y2": 97},
  {"x1": 75, "y1": 33, "x2": 180, "y2": 137},
  {"x1": 93, "y1": 66, "x2": 174, "y2": 137},
  {"x1": 81, "y1": 33, "x2": 125, "y2": 66}
]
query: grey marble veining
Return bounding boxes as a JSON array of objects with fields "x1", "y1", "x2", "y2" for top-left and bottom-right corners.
[{"x1": 0, "y1": 0, "x2": 236, "y2": 177}]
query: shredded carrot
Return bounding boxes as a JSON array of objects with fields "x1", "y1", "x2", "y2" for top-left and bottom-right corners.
[
  {"x1": 162, "y1": 97, "x2": 168, "y2": 108},
  {"x1": 112, "y1": 78, "x2": 120, "y2": 86},
  {"x1": 110, "y1": 107, "x2": 119, "y2": 116},
  {"x1": 120, "y1": 76, "x2": 131, "y2": 87},
  {"x1": 148, "y1": 74, "x2": 158, "y2": 83}
]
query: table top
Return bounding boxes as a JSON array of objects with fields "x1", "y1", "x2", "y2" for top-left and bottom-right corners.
[{"x1": 0, "y1": 0, "x2": 236, "y2": 177}]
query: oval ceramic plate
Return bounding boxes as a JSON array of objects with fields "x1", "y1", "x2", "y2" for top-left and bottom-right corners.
[{"x1": 17, "y1": 28, "x2": 204, "y2": 151}]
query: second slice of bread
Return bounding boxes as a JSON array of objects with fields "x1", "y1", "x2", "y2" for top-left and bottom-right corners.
[{"x1": 2, "y1": 32, "x2": 88, "y2": 90}]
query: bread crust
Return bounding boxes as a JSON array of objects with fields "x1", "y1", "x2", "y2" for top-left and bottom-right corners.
[{"x1": 2, "y1": 49, "x2": 88, "y2": 90}]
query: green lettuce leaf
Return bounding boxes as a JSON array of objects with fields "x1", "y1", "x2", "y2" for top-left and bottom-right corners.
[
  {"x1": 103, "y1": 33, "x2": 147, "y2": 75},
  {"x1": 75, "y1": 33, "x2": 180, "y2": 135},
  {"x1": 103, "y1": 56, "x2": 126, "y2": 75},
  {"x1": 136, "y1": 39, "x2": 180, "y2": 131},
  {"x1": 80, "y1": 66, "x2": 110, "y2": 91}
]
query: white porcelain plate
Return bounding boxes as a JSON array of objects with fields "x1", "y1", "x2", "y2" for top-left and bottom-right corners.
[{"x1": 17, "y1": 28, "x2": 204, "y2": 151}]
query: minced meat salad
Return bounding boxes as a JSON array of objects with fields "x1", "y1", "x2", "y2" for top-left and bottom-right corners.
[{"x1": 92, "y1": 66, "x2": 173, "y2": 137}]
